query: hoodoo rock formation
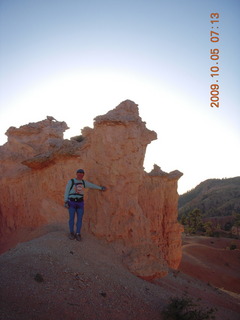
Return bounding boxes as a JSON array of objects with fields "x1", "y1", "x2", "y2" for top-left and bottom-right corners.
[{"x1": 0, "y1": 100, "x2": 183, "y2": 279}]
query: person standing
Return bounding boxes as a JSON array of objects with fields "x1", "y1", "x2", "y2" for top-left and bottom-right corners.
[{"x1": 64, "y1": 169, "x2": 106, "y2": 241}]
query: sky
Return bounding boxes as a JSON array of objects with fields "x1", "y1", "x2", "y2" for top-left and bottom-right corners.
[{"x1": 0, "y1": 0, "x2": 239, "y2": 194}]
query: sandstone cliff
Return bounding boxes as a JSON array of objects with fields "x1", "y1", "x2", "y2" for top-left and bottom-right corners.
[{"x1": 0, "y1": 100, "x2": 183, "y2": 279}]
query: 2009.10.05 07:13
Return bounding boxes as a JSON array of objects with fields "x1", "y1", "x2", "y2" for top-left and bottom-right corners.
[{"x1": 210, "y1": 12, "x2": 220, "y2": 108}]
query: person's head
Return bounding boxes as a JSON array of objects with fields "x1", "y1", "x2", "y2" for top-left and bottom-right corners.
[{"x1": 76, "y1": 169, "x2": 85, "y2": 179}]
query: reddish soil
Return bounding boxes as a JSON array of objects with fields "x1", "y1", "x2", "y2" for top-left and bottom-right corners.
[
  {"x1": 0, "y1": 226, "x2": 240, "y2": 320},
  {"x1": 179, "y1": 235, "x2": 240, "y2": 294}
]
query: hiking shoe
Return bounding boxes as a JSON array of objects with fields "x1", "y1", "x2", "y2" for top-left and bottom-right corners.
[
  {"x1": 76, "y1": 233, "x2": 82, "y2": 241},
  {"x1": 68, "y1": 232, "x2": 75, "y2": 240}
]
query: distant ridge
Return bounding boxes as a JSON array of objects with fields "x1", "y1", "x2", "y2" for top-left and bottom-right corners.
[{"x1": 178, "y1": 177, "x2": 240, "y2": 218}]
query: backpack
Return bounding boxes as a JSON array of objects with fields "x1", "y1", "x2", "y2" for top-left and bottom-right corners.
[{"x1": 70, "y1": 179, "x2": 85, "y2": 191}]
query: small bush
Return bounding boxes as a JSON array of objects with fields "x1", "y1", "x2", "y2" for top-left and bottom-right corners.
[
  {"x1": 34, "y1": 273, "x2": 44, "y2": 283},
  {"x1": 162, "y1": 296, "x2": 216, "y2": 320},
  {"x1": 229, "y1": 243, "x2": 237, "y2": 250}
]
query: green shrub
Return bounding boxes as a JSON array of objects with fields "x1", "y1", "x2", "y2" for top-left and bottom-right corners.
[
  {"x1": 162, "y1": 296, "x2": 216, "y2": 320},
  {"x1": 229, "y1": 243, "x2": 237, "y2": 250}
]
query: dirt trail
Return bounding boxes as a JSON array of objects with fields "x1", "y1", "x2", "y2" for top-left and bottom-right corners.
[{"x1": 0, "y1": 226, "x2": 240, "y2": 320}]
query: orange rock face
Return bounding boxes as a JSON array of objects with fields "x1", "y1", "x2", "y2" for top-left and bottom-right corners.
[{"x1": 0, "y1": 100, "x2": 183, "y2": 279}]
